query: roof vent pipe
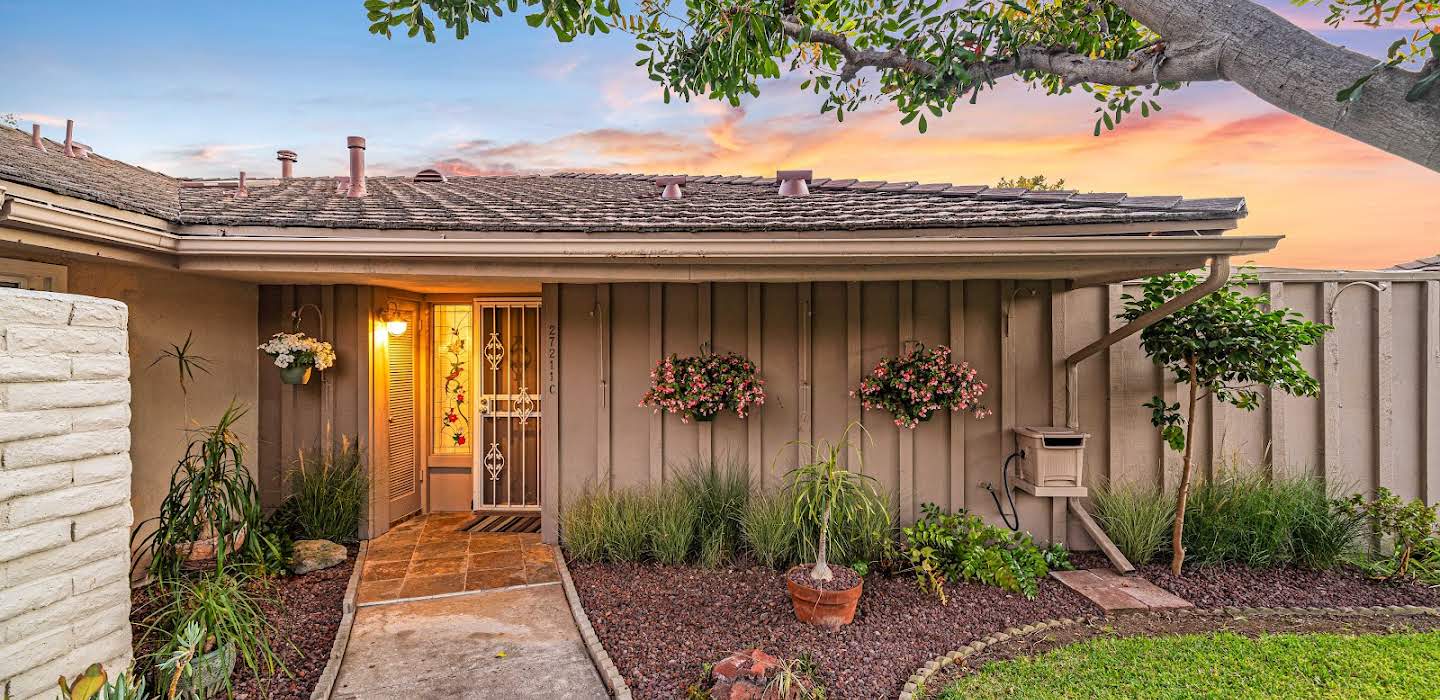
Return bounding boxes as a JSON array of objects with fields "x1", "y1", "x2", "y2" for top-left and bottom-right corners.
[
  {"x1": 346, "y1": 136, "x2": 367, "y2": 198},
  {"x1": 656, "y1": 175, "x2": 686, "y2": 200},
  {"x1": 63, "y1": 119, "x2": 77, "y2": 158},
  {"x1": 277, "y1": 150, "x2": 297, "y2": 179},
  {"x1": 30, "y1": 124, "x2": 45, "y2": 152},
  {"x1": 236, "y1": 171, "x2": 249, "y2": 198},
  {"x1": 777, "y1": 169, "x2": 812, "y2": 197}
]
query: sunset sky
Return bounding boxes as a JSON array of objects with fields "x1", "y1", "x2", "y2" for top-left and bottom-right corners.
[{"x1": 4, "y1": 1, "x2": 1436, "y2": 269}]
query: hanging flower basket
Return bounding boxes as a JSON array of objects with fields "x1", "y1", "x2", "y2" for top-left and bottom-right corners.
[
  {"x1": 258, "y1": 332, "x2": 336, "y2": 385},
  {"x1": 640, "y1": 351, "x2": 766, "y2": 424},
  {"x1": 854, "y1": 343, "x2": 991, "y2": 429}
]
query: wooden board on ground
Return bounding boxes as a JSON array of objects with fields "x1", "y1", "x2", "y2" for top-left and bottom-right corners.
[{"x1": 1051, "y1": 568, "x2": 1192, "y2": 613}]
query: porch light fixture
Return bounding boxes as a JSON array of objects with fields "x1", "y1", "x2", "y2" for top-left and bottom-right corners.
[{"x1": 379, "y1": 301, "x2": 408, "y2": 336}]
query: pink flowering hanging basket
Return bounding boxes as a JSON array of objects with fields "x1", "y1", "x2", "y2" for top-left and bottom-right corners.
[
  {"x1": 854, "y1": 343, "x2": 991, "y2": 429},
  {"x1": 640, "y1": 351, "x2": 766, "y2": 423}
]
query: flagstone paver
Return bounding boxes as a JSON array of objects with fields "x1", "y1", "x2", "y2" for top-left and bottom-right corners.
[{"x1": 356, "y1": 513, "x2": 557, "y2": 605}]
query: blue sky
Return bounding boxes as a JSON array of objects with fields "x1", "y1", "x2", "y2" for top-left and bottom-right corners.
[{"x1": 4, "y1": 1, "x2": 1437, "y2": 268}]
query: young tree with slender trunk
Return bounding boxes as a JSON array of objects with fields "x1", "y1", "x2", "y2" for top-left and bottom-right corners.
[
  {"x1": 365, "y1": 0, "x2": 1440, "y2": 173},
  {"x1": 1123, "y1": 268, "x2": 1328, "y2": 575}
]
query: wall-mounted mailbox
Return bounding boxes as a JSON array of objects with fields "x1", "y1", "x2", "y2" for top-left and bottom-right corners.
[{"x1": 1016, "y1": 426, "x2": 1090, "y2": 488}]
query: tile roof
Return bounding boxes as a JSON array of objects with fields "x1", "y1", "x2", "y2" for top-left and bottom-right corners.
[
  {"x1": 0, "y1": 126, "x2": 1247, "y2": 235},
  {"x1": 1390, "y1": 254, "x2": 1440, "y2": 271}
]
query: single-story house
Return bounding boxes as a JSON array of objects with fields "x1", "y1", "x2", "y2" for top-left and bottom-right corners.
[{"x1": 2, "y1": 122, "x2": 1435, "y2": 549}]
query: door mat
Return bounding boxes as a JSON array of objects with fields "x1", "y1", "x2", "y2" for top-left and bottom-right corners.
[{"x1": 464, "y1": 510, "x2": 542, "y2": 534}]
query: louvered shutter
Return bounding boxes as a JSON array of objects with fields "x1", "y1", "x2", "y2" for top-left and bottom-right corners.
[{"x1": 387, "y1": 308, "x2": 418, "y2": 499}]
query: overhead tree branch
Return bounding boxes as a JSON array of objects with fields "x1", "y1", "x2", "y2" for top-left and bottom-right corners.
[{"x1": 785, "y1": 0, "x2": 1440, "y2": 172}]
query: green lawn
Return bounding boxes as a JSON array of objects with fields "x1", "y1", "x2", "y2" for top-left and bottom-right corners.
[{"x1": 932, "y1": 631, "x2": 1440, "y2": 700}]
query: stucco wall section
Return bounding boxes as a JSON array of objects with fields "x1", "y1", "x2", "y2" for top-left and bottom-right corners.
[
  {"x1": 63, "y1": 259, "x2": 259, "y2": 543},
  {"x1": 0, "y1": 288, "x2": 134, "y2": 700}
]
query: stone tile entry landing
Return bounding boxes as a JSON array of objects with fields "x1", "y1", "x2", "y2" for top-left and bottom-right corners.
[
  {"x1": 358, "y1": 512, "x2": 559, "y2": 605},
  {"x1": 1051, "y1": 568, "x2": 1193, "y2": 613}
]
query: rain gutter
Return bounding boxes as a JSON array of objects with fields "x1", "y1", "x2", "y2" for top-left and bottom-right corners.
[{"x1": 1064, "y1": 255, "x2": 1233, "y2": 429}]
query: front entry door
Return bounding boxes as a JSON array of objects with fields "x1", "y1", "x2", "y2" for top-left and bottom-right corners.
[{"x1": 473, "y1": 299, "x2": 542, "y2": 509}]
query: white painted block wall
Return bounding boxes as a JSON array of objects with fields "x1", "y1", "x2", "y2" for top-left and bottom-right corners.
[{"x1": 0, "y1": 288, "x2": 133, "y2": 700}]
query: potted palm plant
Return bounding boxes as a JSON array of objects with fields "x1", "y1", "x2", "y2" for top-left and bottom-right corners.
[
  {"x1": 132, "y1": 402, "x2": 263, "y2": 582},
  {"x1": 783, "y1": 424, "x2": 883, "y2": 629}
]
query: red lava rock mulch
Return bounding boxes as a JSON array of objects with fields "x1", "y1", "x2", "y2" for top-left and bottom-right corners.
[
  {"x1": 568, "y1": 559, "x2": 1099, "y2": 700},
  {"x1": 1071, "y1": 552, "x2": 1440, "y2": 609},
  {"x1": 230, "y1": 551, "x2": 355, "y2": 700}
]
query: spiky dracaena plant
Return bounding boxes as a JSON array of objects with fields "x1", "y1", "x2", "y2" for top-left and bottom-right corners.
[{"x1": 785, "y1": 422, "x2": 883, "y2": 582}]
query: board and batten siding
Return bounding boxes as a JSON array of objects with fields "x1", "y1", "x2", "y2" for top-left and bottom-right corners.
[{"x1": 541, "y1": 271, "x2": 1440, "y2": 547}]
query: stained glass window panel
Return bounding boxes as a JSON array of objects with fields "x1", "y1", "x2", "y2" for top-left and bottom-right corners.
[{"x1": 432, "y1": 303, "x2": 472, "y2": 455}]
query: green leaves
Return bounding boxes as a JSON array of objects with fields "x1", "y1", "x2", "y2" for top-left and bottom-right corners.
[
  {"x1": 1123, "y1": 268, "x2": 1330, "y2": 454},
  {"x1": 1144, "y1": 397, "x2": 1185, "y2": 452},
  {"x1": 901, "y1": 502, "x2": 1057, "y2": 600},
  {"x1": 363, "y1": 0, "x2": 1177, "y2": 135}
]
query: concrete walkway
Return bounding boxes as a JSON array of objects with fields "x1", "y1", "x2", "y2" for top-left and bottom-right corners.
[{"x1": 332, "y1": 583, "x2": 608, "y2": 699}]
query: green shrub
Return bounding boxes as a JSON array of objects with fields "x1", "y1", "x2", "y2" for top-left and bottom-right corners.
[
  {"x1": 650, "y1": 488, "x2": 698, "y2": 564},
  {"x1": 1089, "y1": 481, "x2": 1174, "y2": 565},
  {"x1": 742, "y1": 491, "x2": 798, "y2": 568},
  {"x1": 1183, "y1": 471, "x2": 1359, "y2": 569},
  {"x1": 676, "y1": 457, "x2": 750, "y2": 564},
  {"x1": 560, "y1": 489, "x2": 613, "y2": 562},
  {"x1": 604, "y1": 488, "x2": 656, "y2": 562},
  {"x1": 287, "y1": 437, "x2": 367, "y2": 543},
  {"x1": 902, "y1": 503, "x2": 1057, "y2": 601},
  {"x1": 1344, "y1": 487, "x2": 1440, "y2": 584}
]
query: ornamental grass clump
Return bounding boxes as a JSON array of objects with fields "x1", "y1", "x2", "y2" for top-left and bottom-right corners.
[
  {"x1": 855, "y1": 343, "x2": 990, "y2": 429},
  {"x1": 1089, "y1": 480, "x2": 1175, "y2": 565},
  {"x1": 640, "y1": 351, "x2": 766, "y2": 423},
  {"x1": 649, "y1": 488, "x2": 698, "y2": 565},
  {"x1": 286, "y1": 437, "x2": 367, "y2": 543},
  {"x1": 1183, "y1": 470, "x2": 1362, "y2": 569},
  {"x1": 560, "y1": 489, "x2": 613, "y2": 562},
  {"x1": 742, "y1": 492, "x2": 799, "y2": 569},
  {"x1": 603, "y1": 489, "x2": 656, "y2": 563},
  {"x1": 676, "y1": 456, "x2": 751, "y2": 564}
]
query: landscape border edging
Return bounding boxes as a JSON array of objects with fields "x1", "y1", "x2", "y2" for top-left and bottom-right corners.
[
  {"x1": 310, "y1": 540, "x2": 367, "y2": 700},
  {"x1": 556, "y1": 553, "x2": 634, "y2": 699},
  {"x1": 897, "y1": 604, "x2": 1440, "y2": 700}
]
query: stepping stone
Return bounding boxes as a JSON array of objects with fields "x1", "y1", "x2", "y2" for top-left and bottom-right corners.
[{"x1": 1051, "y1": 568, "x2": 1192, "y2": 613}]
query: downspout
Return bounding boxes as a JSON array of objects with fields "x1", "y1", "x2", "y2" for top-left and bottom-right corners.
[{"x1": 1064, "y1": 255, "x2": 1232, "y2": 429}]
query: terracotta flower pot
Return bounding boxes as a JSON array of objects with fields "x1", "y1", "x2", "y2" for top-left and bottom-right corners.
[
  {"x1": 173, "y1": 528, "x2": 248, "y2": 569},
  {"x1": 279, "y1": 364, "x2": 313, "y2": 385},
  {"x1": 786, "y1": 565, "x2": 863, "y2": 630}
]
